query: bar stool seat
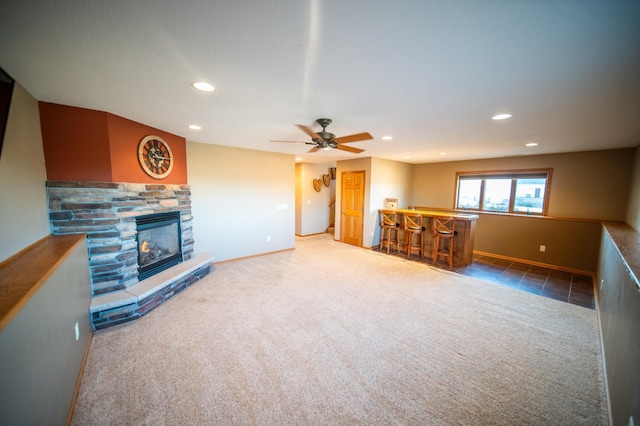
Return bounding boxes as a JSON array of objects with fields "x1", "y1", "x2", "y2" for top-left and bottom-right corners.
[
  {"x1": 379, "y1": 210, "x2": 399, "y2": 253},
  {"x1": 432, "y1": 216, "x2": 455, "y2": 268},
  {"x1": 403, "y1": 213, "x2": 425, "y2": 259}
]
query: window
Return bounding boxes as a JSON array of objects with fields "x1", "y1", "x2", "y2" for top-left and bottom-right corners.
[{"x1": 455, "y1": 169, "x2": 552, "y2": 215}]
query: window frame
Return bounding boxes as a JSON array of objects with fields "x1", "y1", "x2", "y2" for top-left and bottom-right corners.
[{"x1": 454, "y1": 168, "x2": 552, "y2": 216}]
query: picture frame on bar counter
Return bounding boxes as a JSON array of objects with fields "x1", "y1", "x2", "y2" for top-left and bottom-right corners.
[{"x1": 385, "y1": 198, "x2": 398, "y2": 209}]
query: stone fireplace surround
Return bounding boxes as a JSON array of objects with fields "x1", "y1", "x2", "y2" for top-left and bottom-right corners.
[{"x1": 47, "y1": 181, "x2": 214, "y2": 329}]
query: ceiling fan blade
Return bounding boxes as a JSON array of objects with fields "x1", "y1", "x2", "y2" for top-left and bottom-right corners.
[
  {"x1": 271, "y1": 140, "x2": 315, "y2": 144},
  {"x1": 296, "y1": 124, "x2": 321, "y2": 140},
  {"x1": 335, "y1": 132, "x2": 373, "y2": 144},
  {"x1": 308, "y1": 146, "x2": 320, "y2": 153},
  {"x1": 336, "y1": 144, "x2": 364, "y2": 154}
]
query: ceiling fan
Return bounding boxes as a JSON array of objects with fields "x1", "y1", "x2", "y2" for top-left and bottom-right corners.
[{"x1": 272, "y1": 118, "x2": 373, "y2": 153}]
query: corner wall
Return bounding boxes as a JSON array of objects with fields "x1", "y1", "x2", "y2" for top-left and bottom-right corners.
[
  {"x1": 625, "y1": 146, "x2": 640, "y2": 230},
  {"x1": 369, "y1": 157, "x2": 414, "y2": 246},
  {"x1": 0, "y1": 83, "x2": 49, "y2": 262},
  {"x1": 597, "y1": 224, "x2": 640, "y2": 426},
  {"x1": 596, "y1": 144, "x2": 640, "y2": 425},
  {"x1": 187, "y1": 142, "x2": 295, "y2": 262},
  {"x1": 295, "y1": 162, "x2": 335, "y2": 236},
  {"x1": 0, "y1": 83, "x2": 91, "y2": 424},
  {"x1": 39, "y1": 102, "x2": 188, "y2": 184}
]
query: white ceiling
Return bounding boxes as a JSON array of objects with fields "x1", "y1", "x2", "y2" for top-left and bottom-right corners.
[{"x1": 1, "y1": 0, "x2": 639, "y2": 164}]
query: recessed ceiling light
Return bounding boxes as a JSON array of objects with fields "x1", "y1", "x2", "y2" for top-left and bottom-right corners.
[
  {"x1": 403, "y1": 155, "x2": 411, "y2": 159},
  {"x1": 188, "y1": 124, "x2": 202, "y2": 130},
  {"x1": 525, "y1": 142, "x2": 538, "y2": 147},
  {"x1": 191, "y1": 81, "x2": 215, "y2": 92},
  {"x1": 295, "y1": 157, "x2": 302, "y2": 161},
  {"x1": 440, "y1": 152, "x2": 447, "y2": 156},
  {"x1": 382, "y1": 136, "x2": 393, "y2": 141},
  {"x1": 492, "y1": 113, "x2": 512, "y2": 120}
]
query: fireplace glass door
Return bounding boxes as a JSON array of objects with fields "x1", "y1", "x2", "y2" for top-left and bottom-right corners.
[{"x1": 136, "y1": 211, "x2": 183, "y2": 280}]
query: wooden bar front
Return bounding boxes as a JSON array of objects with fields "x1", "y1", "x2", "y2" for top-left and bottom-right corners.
[{"x1": 380, "y1": 208, "x2": 479, "y2": 266}]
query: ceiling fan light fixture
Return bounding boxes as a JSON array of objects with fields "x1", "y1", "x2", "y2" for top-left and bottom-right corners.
[
  {"x1": 191, "y1": 81, "x2": 215, "y2": 92},
  {"x1": 492, "y1": 113, "x2": 512, "y2": 120},
  {"x1": 272, "y1": 118, "x2": 371, "y2": 154}
]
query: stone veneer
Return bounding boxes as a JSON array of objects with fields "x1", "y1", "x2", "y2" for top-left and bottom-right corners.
[
  {"x1": 89, "y1": 254, "x2": 213, "y2": 330},
  {"x1": 47, "y1": 181, "x2": 195, "y2": 296}
]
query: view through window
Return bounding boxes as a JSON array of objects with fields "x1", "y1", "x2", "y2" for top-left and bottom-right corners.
[{"x1": 456, "y1": 169, "x2": 552, "y2": 215}]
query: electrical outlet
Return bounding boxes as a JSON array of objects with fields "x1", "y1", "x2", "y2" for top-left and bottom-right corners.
[
  {"x1": 74, "y1": 322, "x2": 79, "y2": 341},
  {"x1": 539, "y1": 245, "x2": 546, "y2": 252}
]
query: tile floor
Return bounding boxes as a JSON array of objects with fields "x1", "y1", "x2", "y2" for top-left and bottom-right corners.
[{"x1": 387, "y1": 248, "x2": 596, "y2": 309}]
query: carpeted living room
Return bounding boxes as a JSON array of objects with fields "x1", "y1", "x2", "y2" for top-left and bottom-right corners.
[
  {"x1": 1, "y1": 1, "x2": 640, "y2": 425},
  {"x1": 71, "y1": 233, "x2": 608, "y2": 425}
]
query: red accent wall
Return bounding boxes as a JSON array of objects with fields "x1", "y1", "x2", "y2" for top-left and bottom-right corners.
[
  {"x1": 39, "y1": 102, "x2": 188, "y2": 184},
  {"x1": 39, "y1": 103, "x2": 112, "y2": 182}
]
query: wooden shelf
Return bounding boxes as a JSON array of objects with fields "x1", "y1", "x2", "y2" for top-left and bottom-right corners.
[{"x1": 0, "y1": 234, "x2": 87, "y2": 331}]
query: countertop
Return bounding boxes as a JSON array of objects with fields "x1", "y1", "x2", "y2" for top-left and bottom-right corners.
[{"x1": 602, "y1": 221, "x2": 640, "y2": 287}]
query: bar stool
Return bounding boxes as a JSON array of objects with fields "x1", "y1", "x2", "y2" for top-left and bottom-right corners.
[
  {"x1": 432, "y1": 216, "x2": 455, "y2": 268},
  {"x1": 379, "y1": 210, "x2": 399, "y2": 253},
  {"x1": 403, "y1": 213, "x2": 425, "y2": 259}
]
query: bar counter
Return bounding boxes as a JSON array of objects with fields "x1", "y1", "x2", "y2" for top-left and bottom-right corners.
[{"x1": 380, "y1": 208, "x2": 479, "y2": 266}]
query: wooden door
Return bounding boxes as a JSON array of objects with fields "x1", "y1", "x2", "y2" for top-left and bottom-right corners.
[{"x1": 341, "y1": 171, "x2": 365, "y2": 247}]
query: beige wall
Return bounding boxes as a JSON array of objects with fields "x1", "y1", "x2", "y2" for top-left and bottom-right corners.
[
  {"x1": 187, "y1": 142, "x2": 296, "y2": 262},
  {"x1": 474, "y1": 214, "x2": 602, "y2": 272},
  {"x1": 597, "y1": 145, "x2": 640, "y2": 426},
  {"x1": 413, "y1": 149, "x2": 634, "y2": 220},
  {"x1": 412, "y1": 149, "x2": 635, "y2": 272},
  {"x1": 295, "y1": 162, "x2": 335, "y2": 236},
  {"x1": 0, "y1": 83, "x2": 50, "y2": 262},
  {"x1": 625, "y1": 146, "x2": 640, "y2": 230},
  {"x1": 0, "y1": 82, "x2": 92, "y2": 426},
  {"x1": 0, "y1": 238, "x2": 92, "y2": 425},
  {"x1": 369, "y1": 157, "x2": 414, "y2": 211},
  {"x1": 369, "y1": 157, "x2": 414, "y2": 246}
]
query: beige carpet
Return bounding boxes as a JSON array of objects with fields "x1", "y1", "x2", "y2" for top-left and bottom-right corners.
[{"x1": 72, "y1": 233, "x2": 608, "y2": 425}]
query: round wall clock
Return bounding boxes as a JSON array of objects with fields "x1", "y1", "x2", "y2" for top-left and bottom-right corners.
[{"x1": 138, "y1": 135, "x2": 173, "y2": 179}]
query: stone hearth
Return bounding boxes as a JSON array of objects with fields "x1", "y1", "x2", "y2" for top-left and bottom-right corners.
[{"x1": 47, "y1": 181, "x2": 212, "y2": 329}]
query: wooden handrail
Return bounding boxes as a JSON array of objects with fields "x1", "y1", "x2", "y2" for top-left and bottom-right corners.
[{"x1": 0, "y1": 234, "x2": 87, "y2": 332}]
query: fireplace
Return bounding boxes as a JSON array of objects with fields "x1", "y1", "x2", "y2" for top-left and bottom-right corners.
[
  {"x1": 47, "y1": 182, "x2": 213, "y2": 329},
  {"x1": 135, "y1": 211, "x2": 183, "y2": 281}
]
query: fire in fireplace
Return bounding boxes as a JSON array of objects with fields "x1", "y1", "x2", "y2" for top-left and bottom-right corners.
[{"x1": 135, "y1": 211, "x2": 183, "y2": 281}]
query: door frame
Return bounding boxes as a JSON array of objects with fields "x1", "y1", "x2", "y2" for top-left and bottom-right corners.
[{"x1": 340, "y1": 170, "x2": 365, "y2": 247}]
